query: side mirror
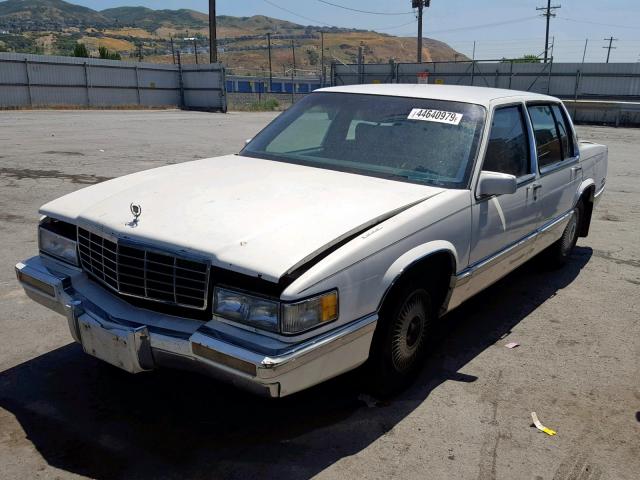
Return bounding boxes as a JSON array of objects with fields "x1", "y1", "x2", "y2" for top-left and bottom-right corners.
[{"x1": 477, "y1": 171, "x2": 517, "y2": 197}]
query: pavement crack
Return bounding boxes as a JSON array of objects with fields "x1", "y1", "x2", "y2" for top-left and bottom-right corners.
[{"x1": 592, "y1": 249, "x2": 640, "y2": 268}]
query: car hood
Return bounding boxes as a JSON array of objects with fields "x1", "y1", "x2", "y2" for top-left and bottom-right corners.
[{"x1": 41, "y1": 155, "x2": 443, "y2": 282}]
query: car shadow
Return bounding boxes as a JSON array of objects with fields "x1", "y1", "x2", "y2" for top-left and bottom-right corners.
[{"x1": 0, "y1": 248, "x2": 592, "y2": 480}]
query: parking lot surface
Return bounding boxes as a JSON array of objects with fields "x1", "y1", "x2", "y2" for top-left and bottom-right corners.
[{"x1": 0, "y1": 110, "x2": 638, "y2": 480}]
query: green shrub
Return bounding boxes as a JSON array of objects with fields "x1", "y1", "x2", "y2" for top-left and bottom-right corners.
[
  {"x1": 98, "y1": 46, "x2": 121, "y2": 60},
  {"x1": 248, "y1": 98, "x2": 280, "y2": 111},
  {"x1": 73, "y1": 43, "x2": 90, "y2": 58}
]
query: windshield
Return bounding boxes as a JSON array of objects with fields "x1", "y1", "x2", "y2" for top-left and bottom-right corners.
[{"x1": 241, "y1": 92, "x2": 486, "y2": 188}]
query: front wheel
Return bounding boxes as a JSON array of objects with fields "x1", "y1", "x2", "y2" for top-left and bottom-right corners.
[{"x1": 367, "y1": 284, "x2": 433, "y2": 397}]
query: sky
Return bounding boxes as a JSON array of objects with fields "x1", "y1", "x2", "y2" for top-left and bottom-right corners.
[{"x1": 73, "y1": 0, "x2": 640, "y2": 62}]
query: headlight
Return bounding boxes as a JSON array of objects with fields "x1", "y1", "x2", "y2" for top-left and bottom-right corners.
[
  {"x1": 39, "y1": 223, "x2": 79, "y2": 266},
  {"x1": 213, "y1": 287, "x2": 339, "y2": 335},
  {"x1": 214, "y1": 287, "x2": 280, "y2": 332},
  {"x1": 282, "y1": 290, "x2": 338, "y2": 334}
]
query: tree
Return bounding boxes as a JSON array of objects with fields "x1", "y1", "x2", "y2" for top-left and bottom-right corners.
[
  {"x1": 98, "y1": 46, "x2": 121, "y2": 61},
  {"x1": 73, "y1": 42, "x2": 89, "y2": 58},
  {"x1": 306, "y1": 48, "x2": 319, "y2": 66},
  {"x1": 501, "y1": 54, "x2": 541, "y2": 63}
]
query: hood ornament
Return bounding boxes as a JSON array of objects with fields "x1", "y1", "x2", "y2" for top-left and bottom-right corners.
[{"x1": 127, "y1": 203, "x2": 142, "y2": 227}]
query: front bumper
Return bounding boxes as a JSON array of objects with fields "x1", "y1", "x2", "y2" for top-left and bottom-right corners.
[{"x1": 15, "y1": 256, "x2": 377, "y2": 397}]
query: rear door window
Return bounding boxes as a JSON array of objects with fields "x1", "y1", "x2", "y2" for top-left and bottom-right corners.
[{"x1": 527, "y1": 105, "x2": 563, "y2": 169}]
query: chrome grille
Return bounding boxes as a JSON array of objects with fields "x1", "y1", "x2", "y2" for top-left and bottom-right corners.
[{"x1": 77, "y1": 228, "x2": 209, "y2": 310}]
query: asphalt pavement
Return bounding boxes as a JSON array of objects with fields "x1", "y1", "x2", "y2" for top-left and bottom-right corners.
[{"x1": 0, "y1": 110, "x2": 638, "y2": 480}]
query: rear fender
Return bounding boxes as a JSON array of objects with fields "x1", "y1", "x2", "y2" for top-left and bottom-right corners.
[{"x1": 575, "y1": 178, "x2": 596, "y2": 205}]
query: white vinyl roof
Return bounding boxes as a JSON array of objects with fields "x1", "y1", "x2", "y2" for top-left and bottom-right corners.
[{"x1": 317, "y1": 84, "x2": 558, "y2": 107}]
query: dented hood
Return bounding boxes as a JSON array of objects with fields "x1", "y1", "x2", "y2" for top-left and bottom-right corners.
[{"x1": 41, "y1": 155, "x2": 443, "y2": 282}]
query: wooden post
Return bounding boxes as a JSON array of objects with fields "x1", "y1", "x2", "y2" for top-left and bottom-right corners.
[
  {"x1": 508, "y1": 60, "x2": 513, "y2": 89},
  {"x1": 209, "y1": 0, "x2": 217, "y2": 63},
  {"x1": 83, "y1": 61, "x2": 91, "y2": 107},
  {"x1": 177, "y1": 51, "x2": 185, "y2": 108},
  {"x1": 267, "y1": 32, "x2": 273, "y2": 92},
  {"x1": 24, "y1": 58, "x2": 33, "y2": 107},
  {"x1": 574, "y1": 69, "x2": 581, "y2": 101},
  {"x1": 470, "y1": 60, "x2": 475, "y2": 86},
  {"x1": 135, "y1": 65, "x2": 141, "y2": 105}
]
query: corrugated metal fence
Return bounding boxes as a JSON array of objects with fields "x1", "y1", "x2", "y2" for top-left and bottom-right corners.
[
  {"x1": 332, "y1": 61, "x2": 640, "y2": 101},
  {"x1": 0, "y1": 52, "x2": 226, "y2": 111}
]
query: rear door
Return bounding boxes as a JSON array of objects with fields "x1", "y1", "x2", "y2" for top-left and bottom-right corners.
[{"x1": 526, "y1": 103, "x2": 582, "y2": 223}]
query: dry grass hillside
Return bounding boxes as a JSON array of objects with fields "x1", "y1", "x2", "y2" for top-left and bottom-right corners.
[{"x1": 0, "y1": 0, "x2": 466, "y2": 74}]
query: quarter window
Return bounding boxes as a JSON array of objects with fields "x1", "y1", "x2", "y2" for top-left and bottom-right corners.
[
  {"x1": 528, "y1": 105, "x2": 563, "y2": 168},
  {"x1": 483, "y1": 105, "x2": 530, "y2": 178},
  {"x1": 551, "y1": 104, "x2": 575, "y2": 159}
]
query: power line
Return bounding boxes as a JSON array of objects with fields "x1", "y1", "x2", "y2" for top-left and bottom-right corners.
[
  {"x1": 536, "y1": 0, "x2": 561, "y2": 63},
  {"x1": 316, "y1": 0, "x2": 413, "y2": 15},
  {"x1": 426, "y1": 16, "x2": 539, "y2": 34},
  {"x1": 558, "y1": 16, "x2": 640, "y2": 30},
  {"x1": 261, "y1": 0, "x2": 334, "y2": 27},
  {"x1": 375, "y1": 19, "x2": 418, "y2": 31},
  {"x1": 262, "y1": 0, "x2": 416, "y2": 31}
]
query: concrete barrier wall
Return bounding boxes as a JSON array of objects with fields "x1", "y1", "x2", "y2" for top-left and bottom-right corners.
[{"x1": 0, "y1": 52, "x2": 226, "y2": 111}]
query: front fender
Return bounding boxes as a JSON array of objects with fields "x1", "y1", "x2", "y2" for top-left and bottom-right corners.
[{"x1": 381, "y1": 240, "x2": 458, "y2": 290}]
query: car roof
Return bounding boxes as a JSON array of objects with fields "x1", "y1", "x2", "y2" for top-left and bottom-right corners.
[{"x1": 315, "y1": 84, "x2": 558, "y2": 107}]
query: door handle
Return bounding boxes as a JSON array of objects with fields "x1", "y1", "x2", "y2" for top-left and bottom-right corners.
[
  {"x1": 531, "y1": 183, "x2": 542, "y2": 200},
  {"x1": 571, "y1": 165, "x2": 582, "y2": 178}
]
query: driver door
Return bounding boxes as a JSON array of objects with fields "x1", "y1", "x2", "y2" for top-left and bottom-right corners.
[{"x1": 465, "y1": 103, "x2": 542, "y2": 297}]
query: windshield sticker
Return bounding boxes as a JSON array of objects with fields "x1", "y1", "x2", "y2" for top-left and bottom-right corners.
[{"x1": 407, "y1": 108, "x2": 463, "y2": 125}]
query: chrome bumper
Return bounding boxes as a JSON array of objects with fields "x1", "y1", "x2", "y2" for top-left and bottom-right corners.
[{"x1": 15, "y1": 256, "x2": 377, "y2": 398}]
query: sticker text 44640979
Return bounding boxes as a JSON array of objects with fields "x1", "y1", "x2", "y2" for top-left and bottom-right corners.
[{"x1": 407, "y1": 108, "x2": 463, "y2": 125}]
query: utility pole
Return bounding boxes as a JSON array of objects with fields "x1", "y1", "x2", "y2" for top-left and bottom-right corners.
[
  {"x1": 603, "y1": 36, "x2": 618, "y2": 63},
  {"x1": 358, "y1": 43, "x2": 364, "y2": 83},
  {"x1": 266, "y1": 32, "x2": 273, "y2": 92},
  {"x1": 193, "y1": 38, "x2": 198, "y2": 64},
  {"x1": 170, "y1": 36, "x2": 176, "y2": 64},
  {"x1": 291, "y1": 65, "x2": 295, "y2": 104},
  {"x1": 581, "y1": 38, "x2": 588, "y2": 64},
  {"x1": 536, "y1": 0, "x2": 561, "y2": 63},
  {"x1": 291, "y1": 39, "x2": 296, "y2": 77},
  {"x1": 412, "y1": 1, "x2": 430, "y2": 63},
  {"x1": 209, "y1": 0, "x2": 217, "y2": 63},
  {"x1": 320, "y1": 31, "x2": 325, "y2": 87}
]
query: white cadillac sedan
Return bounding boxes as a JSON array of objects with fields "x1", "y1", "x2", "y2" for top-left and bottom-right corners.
[{"x1": 16, "y1": 84, "x2": 608, "y2": 397}]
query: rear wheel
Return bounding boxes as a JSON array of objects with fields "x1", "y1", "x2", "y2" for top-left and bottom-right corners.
[
  {"x1": 368, "y1": 283, "x2": 434, "y2": 397},
  {"x1": 546, "y1": 201, "x2": 583, "y2": 267}
]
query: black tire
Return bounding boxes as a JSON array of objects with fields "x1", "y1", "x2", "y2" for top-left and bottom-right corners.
[
  {"x1": 367, "y1": 283, "x2": 434, "y2": 397},
  {"x1": 546, "y1": 201, "x2": 583, "y2": 267}
]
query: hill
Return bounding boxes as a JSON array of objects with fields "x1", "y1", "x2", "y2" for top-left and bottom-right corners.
[
  {"x1": 0, "y1": 0, "x2": 109, "y2": 29},
  {"x1": 0, "y1": 0, "x2": 467, "y2": 74},
  {"x1": 100, "y1": 6, "x2": 208, "y2": 31}
]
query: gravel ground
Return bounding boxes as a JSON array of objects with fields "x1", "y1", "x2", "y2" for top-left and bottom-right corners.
[{"x1": 0, "y1": 110, "x2": 638, "y2": 480}]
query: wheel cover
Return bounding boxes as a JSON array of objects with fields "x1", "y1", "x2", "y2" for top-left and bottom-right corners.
[
  {"x1": 391, "y1": 291, "x2": 428, "y2": 373},
  {"x1": 560, "y1": 209, "x2": 578, "y2": 255}
]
